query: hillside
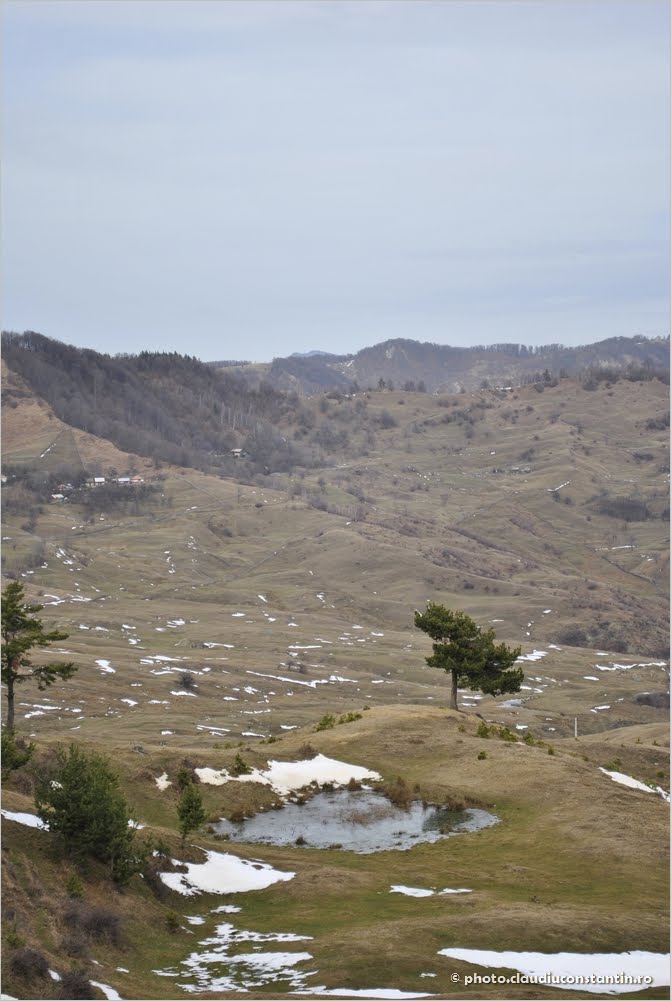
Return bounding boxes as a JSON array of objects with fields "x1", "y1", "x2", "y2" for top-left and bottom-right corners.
[
  {"x1": 225, "y1": 335, "x2": 670, "y2": 395},
  {"x1": 1, "y1": 339, "x2": 669, "y2": 1000}
]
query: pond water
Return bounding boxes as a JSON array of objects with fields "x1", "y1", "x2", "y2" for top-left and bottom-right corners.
[{"x1": 214, "y1": 789, "x2": 498, "y2": 852}]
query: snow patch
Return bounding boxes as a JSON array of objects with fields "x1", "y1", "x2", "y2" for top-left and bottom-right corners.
[
  {"x1": 1, "y1": 809, "x2": 48, "y2": 830},
  {"x1": 159, "y1": 850, "x2": 294, "y2": 896}
]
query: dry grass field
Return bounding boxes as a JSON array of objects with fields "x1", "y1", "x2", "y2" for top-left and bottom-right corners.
[{"x1": 1, "y1": 373, "x2": 669, "y2": 1000}]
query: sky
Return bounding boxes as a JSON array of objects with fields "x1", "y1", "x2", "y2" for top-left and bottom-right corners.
[{"x1": 2, "y1": 0, "x2": 669, "y2": 362}]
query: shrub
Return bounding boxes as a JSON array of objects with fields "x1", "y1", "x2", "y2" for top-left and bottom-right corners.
[
  {"x1": 337, "y1": 711, "x2": 362, "y2": 725},
  {"x1": 58, "y1": 968, "x2": 95, "y2": 999},
  {"x1": 61, "y1": 933, "x2": 87, "y2": 958},
  {"x1": 9, "y1": 946, "x2": 49, "y2": 980},
  {"x1": 477, "y1": 751, "x2": 487, "y2": 761},
  {"x1": 4, "y1": 924, "x2": 24, "y2": 948},
  {"x1": 165, "y1": 910, "x2": 181, "y2": 933},
  {"x1": 65, "y1": 873, "x2": 84, "y2": 899},
  {"x1": 497, "y1": 726, "x2": 518, "y2": 742},
  {"x1": 230, "y1": 752, "x2": 251, "y2": 776},
  {"x1": 555, "y1": 626, "x2": 587, "y2": 647},
  {"x1": 383, "y1": 776, "x2": 412, "y2": 810},
  {"x1": 476, "y1": 722, "x2": 491, "y2": 739},
  {"x1": 314, "y1": 714, "x2": 336, "y2": 732},
  {"x1": 1, "y1": 730, "x2": 35, "y2": 779},
  {"x1": 63, "y1": 900, "x2": 122, "y2": 946},
  {"x1": 177, "y1": 766, "x2": 194, "y2": 791}
]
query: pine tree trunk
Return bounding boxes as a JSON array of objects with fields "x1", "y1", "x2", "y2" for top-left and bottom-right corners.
[
  {"x1": 448, "y1": 670, "x2": 458, "y2": 710},
  {"x1": 6, "y1": 675, "x2": 15, "y2": 731}
]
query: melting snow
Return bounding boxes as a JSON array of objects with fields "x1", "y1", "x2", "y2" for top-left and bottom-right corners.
[
  {"x1": 599, "y1": 768, "x2": 670, "y2": 802},
  {"x1": 155, "y1": 773, "x2": 172, "y2": 790},
  {"x1": 196, "y1": 755, "x2": 380, "y2": 795},
  {"x1": 159, "y1": 850, "x2": 294, "y2": 896},
  {"x1": 157, "y1": 918, "x2": 313, "y2": 993},
  {"x1": 246, "y1": 670, "x2": 329, "y2": 690},
  {"x1": 390, "y1": 886, "x2": 471, "y2": 898},
  {"x1": 90, "y1": 982, "x2": 122, "y2": 1000},
  {"x1": 95, "y1": 659, "x2": 115, "y2": 673},
  {"x1": 1, "y1": 810, "x2": 48, "y2": 830}
]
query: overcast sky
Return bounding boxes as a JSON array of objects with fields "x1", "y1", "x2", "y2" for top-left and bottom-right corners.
[{"x1": 2, "y1": 0, "x2": 668, "y2": 362}]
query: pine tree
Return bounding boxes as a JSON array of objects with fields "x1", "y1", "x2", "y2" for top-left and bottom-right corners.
[
  {"x1": 35, "y1": 744, "x2": 145, "y2": 884},
  {"x1": 414, "y1": 602, "x2": 523, "y2": 710},
  {"x1": 177, "y1": 782, "x2": 207, "y2": 846},
  {"x1": 1, "y1": 581, "x2": 76, "y2": 730}
]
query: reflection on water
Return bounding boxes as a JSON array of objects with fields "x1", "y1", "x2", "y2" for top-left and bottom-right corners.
[{"x1": 214, "y1": 789, "x2": 498, "y2": 852}]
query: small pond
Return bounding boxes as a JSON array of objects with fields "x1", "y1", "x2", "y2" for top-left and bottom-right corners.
[{"x1": 214, "y1": 789, "x2": 498, "y2": 852}]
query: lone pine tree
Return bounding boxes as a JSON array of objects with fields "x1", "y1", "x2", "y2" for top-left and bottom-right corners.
[
  {"x1": 414, "y1": 602, "x2": 523, "y2": 710},
  {"x1": 1, "y1": 580, "x2": 76, "y2": 730},
  {"x1": 178, "y1": 781, "x2": 207, "y2": 845}
]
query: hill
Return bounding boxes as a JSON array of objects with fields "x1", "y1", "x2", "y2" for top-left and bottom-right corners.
[{"x1": 226, "y1": 335, "x2": 669, "y2": 395}]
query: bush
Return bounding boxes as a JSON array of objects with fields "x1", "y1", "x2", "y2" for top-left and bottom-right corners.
[
  {"x1": 1, "y1": 730, "x2": 35, "y2": 779},
  {"x1": 555, "y1": 626, "x2": 587, "y2": 647},
  {"x1": 383, "y1": 776, "x2": 412, "y2": 810},
  {"x1": 9, "y1": 946, "x2": 49, "y2": 980},
  {"x1": 61, "y1": 933, "x2": 87, "y2": 958},
  {"x1": 63, "y1": 900, "x2": 122, "y2": 946},
  {"x1": 337, "y1": 711, "x2": 362, "y2": 725},
  {"x1": 65, "y1": 873, "x2": 84, "y2": 899},
  {"x1": 497, "y1": 726, "x2": 518, "y2": 742},
  {"x1": 58, "y1": 968, "x2": 95, "y2": 999},
  {"x1": 476, "y1": 722, "x2": 491, "y2": 739},
  {"x1": 477, "y1": 751, "x2": 487, "y2": 761},
  {"x1": 314, "y1": 714, "x2": 336, "y2": 732}
]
